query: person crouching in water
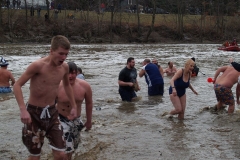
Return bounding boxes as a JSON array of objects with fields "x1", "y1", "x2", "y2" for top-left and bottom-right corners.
[
  {"x1": 0, "y1": 57, "x2": 15, "y2": 93},
  {"x1": 213, "y1": 63, "x2": 240, "y2": 113},
  {"x1": 166, "y1": 59, "x2": 198, "y2": 120}
]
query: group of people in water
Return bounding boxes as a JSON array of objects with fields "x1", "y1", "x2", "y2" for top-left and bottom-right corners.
[
  {"x1": 0, "y1": 35, "x2": 92, "y2": 160},
  {"x1": 1, "y1": 35, "x2": 240, "y2": 159},
  {"x1": 118, "y1": 56, "x2": 240, "y2": 120},
  {"x1": 118, "y1": 57, "x2": 198, "y2": 119}
]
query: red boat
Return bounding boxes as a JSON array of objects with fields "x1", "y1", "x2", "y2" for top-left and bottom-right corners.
[{"x1": 218, "y1": 45, "x2": 240, "y2": 51}]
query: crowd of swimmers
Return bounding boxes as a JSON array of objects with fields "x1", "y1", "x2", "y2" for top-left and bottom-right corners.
[
  {"x1": 118, "y1": 56, "x2": 240, "y2": 120},
  {"x1": 0, "y1": 35, "x2": 240, "y2": 159}
]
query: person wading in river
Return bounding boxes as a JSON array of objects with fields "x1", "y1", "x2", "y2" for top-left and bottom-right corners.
[
  {"x1": 118, "y1": 57, "x2": 140, "y2": 102},
  {"x1": 212, "y1": 63, "x2": 240, "y2": 113},
  {"x1": 56, "y1": 62, "x2": 93, "y2": 160},
  {"x1": 163, "y1": 59, "x2": 198, "y2": 120},
  {"x1": 13, "y1": 35, "x2": 77, "y2": 160}
]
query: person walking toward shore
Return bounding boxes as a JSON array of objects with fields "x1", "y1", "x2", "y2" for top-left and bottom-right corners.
[
  {"x1": 118, "y1": 57, "x2": 140, "y2": 102},
  {"x1": 57, "y1": 62, "x2": 92, "y2": 160},
  {"x1": 0, "y1": 57, "x2": 15, "y2": 93},
  {"x1": 164, "y1": 59, "x2": 198, "y2": 120},
  {"x1": 13, "y1": 35, "x2": 77, "y2": 160}
]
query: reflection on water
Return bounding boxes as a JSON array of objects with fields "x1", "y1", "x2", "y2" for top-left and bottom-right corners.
[
  {"x1": 117, "y1": 102, "x2": 137, "y2": 114},
  {"x1": 1, "y1": 43, "x2": 240, "y2": 159}
]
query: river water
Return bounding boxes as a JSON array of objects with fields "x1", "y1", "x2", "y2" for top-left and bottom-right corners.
[{"x1": 1, "y1": 43, "x2": 240, "y2": 160}]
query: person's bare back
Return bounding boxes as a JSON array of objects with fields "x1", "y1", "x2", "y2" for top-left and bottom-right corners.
[
  {"x1": 214, "y1": 66, "x2": 240, "y2": 88},
  {"x1": 0, "y1": 67, "x2": 15, "y2": 87}
]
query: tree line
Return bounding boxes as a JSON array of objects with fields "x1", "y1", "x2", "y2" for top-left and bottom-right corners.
[{"x1": 0, "y1": 0, "x2": 239, "y2": 43}]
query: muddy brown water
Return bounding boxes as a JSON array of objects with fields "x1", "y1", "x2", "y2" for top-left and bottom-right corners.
[{"x1": 1, "y1": 43, "x2": 240, "y2": 160}]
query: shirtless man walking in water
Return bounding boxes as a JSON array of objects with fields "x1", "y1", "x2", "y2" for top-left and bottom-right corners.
[
  {"x1": 57, "y1": 62, "x2": 93, "y2": 160},
  {"x1": 213, "y1": 65, "x2": 240, "y2": 113},
  {"x1": 13, "y1": 35, "x2": 77, "y2": 160}
]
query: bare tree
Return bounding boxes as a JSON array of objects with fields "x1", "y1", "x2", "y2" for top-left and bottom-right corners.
[
  {"x1": 46, "y1": 0, "x2": 50, "y2": 18},
  {"x1": 145, "y1": 0, "x2": 156, "y2": 41}
]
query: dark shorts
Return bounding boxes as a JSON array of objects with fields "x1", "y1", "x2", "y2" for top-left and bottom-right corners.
[
  {"x1": 119, "y1": 88, "x2": 137, "y2": 102},
  {"x1": 0, "y1": 87, "x2": 12, "y2": 93},
  {"x1": 22, "y1": 104, "x2": 65, "y2": 156},
  {"x1": 59, "y1": 114, "x2": 84, "y2": 153},
  {"x1": 214, "y1": 84, "x2": 234, "y2": 106},
  {"x1": 148, "y1": 84, "x2": 164, "y2": 96}
]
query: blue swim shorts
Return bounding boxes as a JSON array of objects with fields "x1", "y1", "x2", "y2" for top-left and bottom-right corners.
[{"x1": 0, "y1": 87, "x2": 12, "y2": 93}]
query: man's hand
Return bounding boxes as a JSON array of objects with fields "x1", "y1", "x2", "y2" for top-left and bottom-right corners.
[
  {"x1": 67, "y1": 107, "x2": 77, "y2": 120},
  {"x1": 20, "y1": 109, "x2": 32, "y2": 124},
  {"x1": 84, "y1": 121, "x2": 92, "y2": 131}
]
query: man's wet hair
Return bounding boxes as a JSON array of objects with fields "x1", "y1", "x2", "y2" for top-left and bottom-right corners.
[
  {"x1": 67, "y1": 62, "x2": 78, "y2": 73},
  {"x1": 127, "y1": 57, "x2": 134, "y2": 64},
  {"x1": 51, "y1": 35, "x2": 70, "y2": 51}
]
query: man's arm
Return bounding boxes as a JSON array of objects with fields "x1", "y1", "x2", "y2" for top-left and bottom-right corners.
[
  {"x1": 13, "y1": 62, "x2": 39, "y2": 124},
  {"x1": 84, "y1": 83, "x2": 93, "y2": 131},
  {"x1": 213, "y1": 66, "x2": 228, "y2": 83},
  {"x1": 139, "y1": 69, "x2": 145, "y2": 77},
  {"x1": 118, "y1": 80, "x2": 133, "y2": 87},
  {"x1": 62, "y1": 71, "x2": 77, "y2": 120}
]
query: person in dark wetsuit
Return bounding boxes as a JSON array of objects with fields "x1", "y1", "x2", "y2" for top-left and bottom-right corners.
[{"x1": 164, "y1": 59, "x2": 198, "y2": 120}]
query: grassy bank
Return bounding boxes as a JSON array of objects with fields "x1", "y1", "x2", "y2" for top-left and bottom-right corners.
[{"x1": 1, "y1": 8, "x2": 240, "y2": 43}]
